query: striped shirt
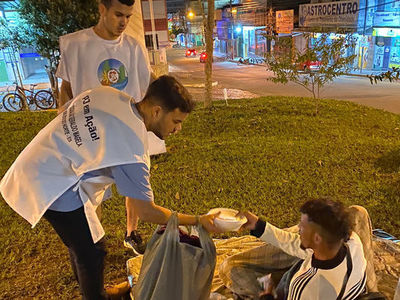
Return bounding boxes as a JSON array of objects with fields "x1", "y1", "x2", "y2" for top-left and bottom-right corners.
[{"x1": 258, "y1": 222, "x2": 367, "y2": 299}]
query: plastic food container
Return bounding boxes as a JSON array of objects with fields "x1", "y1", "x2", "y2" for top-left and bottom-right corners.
[{"x1": 207, "y1": 208, "x2": 247, "y2": 232}]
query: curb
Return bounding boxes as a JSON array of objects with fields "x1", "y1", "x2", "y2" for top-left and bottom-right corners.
[
  {"x1": 184, "y1": 81, "x2": 218, "y2": 88},
  {"x1": 343, "y1": 73, "x2": 370, "y2": 78}
]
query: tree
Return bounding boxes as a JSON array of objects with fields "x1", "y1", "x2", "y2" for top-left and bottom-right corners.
[
  {"x1": 204, "y1": 0, "x2": 215, "y2": 108},
  {"x1": 266, "y1": 33, "x2": 357, "y2": 114},
  {"x1": 169, "y1": 24, "x2": 185, "y2": 41},
  {"x1": 368, "y1": 67, "x2": 400, "y2": 84},
  {"x1": 18, "y1": 0, "x2": 99, "y2": 105}
]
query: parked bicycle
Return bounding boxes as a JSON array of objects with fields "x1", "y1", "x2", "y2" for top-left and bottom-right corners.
[
  {"x1": 0, "y1": 84, "x2": 12, "y2": 111},
  {"x1": 2, "y1": 83, "x2": 55, "y2": 112}
]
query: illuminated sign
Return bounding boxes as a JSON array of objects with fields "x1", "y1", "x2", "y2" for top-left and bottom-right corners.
[
  {"x1": 373, "y1": 12, "x2": 400, "y2": 27},
  {"x1": 276, "y1": 10, "x2": 294, "y2": 34},
  {"x1": 373, "y1": 28, "x2": 400, "y2": 37}
]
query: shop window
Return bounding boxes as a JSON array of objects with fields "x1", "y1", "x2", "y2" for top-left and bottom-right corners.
[{"x1": 145, "y1": 34, "x2": 159, "y2": 50}]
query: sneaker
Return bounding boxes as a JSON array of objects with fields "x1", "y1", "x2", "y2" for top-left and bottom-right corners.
[{"x1": 124, "y1": 231, "x2": 146, "y2": 255}]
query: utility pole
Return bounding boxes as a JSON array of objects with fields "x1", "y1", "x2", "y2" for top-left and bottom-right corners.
[
  {"x1": 360, "y1": 0, "x2": 368, "y2": 74},
  {"x1": 230, "y1": 0, "x2": 234, "y2": 59}
]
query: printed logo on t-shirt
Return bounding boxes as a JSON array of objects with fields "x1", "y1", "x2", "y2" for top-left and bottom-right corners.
[{"x1": 97, "y1": 59, "x2": 128, "y2": 90}]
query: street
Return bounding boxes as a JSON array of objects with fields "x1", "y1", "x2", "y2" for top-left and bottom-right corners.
[{"x1": 168, "y1": 48, "x2": 400, "y2": 114}]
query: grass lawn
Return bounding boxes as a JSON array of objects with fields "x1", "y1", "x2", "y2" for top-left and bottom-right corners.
[{"x1": 1, "y1": 96, "x2": 400, "y2": 299}]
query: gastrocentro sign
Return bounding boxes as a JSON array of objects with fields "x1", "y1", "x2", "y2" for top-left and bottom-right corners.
[{"x1": 299, "y1": 0, "x2": 360, "y2": 28}]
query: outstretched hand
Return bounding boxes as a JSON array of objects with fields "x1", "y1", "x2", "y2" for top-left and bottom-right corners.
[
  {"x1": 236, "y1": 211, "x2": 259, "y2": 231},
  {"x1": 199, "y1": 212, "x2": 222, "y2": 233}
]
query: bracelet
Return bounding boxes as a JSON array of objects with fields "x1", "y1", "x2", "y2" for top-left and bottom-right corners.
[{"x1": 195, "y1": 215, "x2": 200, "y2": 225}]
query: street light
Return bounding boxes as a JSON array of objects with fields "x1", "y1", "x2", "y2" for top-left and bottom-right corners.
[{"x1": 187, "y1": 11, "x2": 194, "y2": 19}]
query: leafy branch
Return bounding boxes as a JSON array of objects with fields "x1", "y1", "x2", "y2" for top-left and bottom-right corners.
[
  {"x1": 368, "y1": 67, "x2": 400, "y2": 84},
  {"x1": 266, "y1": 33, "x2": 356, "y2": 114}
]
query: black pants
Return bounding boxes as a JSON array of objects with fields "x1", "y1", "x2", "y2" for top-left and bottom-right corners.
[{"x1": 44, "y1": 207, "x2": 109, "y2": 300}]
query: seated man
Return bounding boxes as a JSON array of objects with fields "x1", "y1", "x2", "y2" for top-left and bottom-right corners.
[{"x1": 220, "y1": 198, "x2": 376, "y2": 300}]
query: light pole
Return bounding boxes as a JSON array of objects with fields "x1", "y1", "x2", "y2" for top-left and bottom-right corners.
[
  {"x1": 186, "y1": 10, "x2": 195, "y2": 47},
  {"x1": 360, "y1": 0, "x2": 368, "y2": 74},
  {"x1": 230, "y1": 5, "x2": 237, "y2": 59}
]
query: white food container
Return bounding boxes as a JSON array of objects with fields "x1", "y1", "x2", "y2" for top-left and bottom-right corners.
[{"x1": 207, "y1": 208, "x2": 247, "y2": 232}]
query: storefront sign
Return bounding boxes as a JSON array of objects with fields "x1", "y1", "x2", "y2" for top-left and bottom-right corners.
[
  {"x1": 373, "y1": 12, "x2": 400, "y2": 27},
  {"x1": 276, "y1": 10, "x2": 294, "y2": 34},
  {"x1": 373, "y1": 28, "x2": 400, "y2": 37},
  {"x1": 299, "y1": 0, "x2": 359, "y2": 27}
]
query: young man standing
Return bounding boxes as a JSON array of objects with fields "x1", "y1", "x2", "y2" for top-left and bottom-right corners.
[
  {"x1": 56, "y1": 0, "x2": 163, "y2": 255},
  {"x1": 0, "y1": 76, "x2": 219, "y2": 300}
]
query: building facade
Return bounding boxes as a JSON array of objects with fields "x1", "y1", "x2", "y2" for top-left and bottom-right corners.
[
  {"x1": 214, "y1": 0, "x2": 310, "y2": 59},
  {"x1": 299, "y1": 0, "x2": 400, "y2": 71}
]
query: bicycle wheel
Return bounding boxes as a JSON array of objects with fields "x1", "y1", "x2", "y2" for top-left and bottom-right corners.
[
  {"x1": 34, "y1": 90, "x2": 55, "y2": 109},
  {"x1": 3, "y1": 93, "x2": 23, "y2": 112}
]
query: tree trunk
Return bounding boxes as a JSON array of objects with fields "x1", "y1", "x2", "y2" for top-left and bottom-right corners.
[
  {"x1": 45, "y1": 65, "x2": 59, "y2": 108},
  {"x1": 204, "y1": 0, "x2": 215, "y2": 108},
  {"x1": 45, "y1": 56, "x2": 60, "y2": 108}
]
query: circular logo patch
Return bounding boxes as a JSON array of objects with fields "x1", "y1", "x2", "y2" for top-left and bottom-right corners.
[{"x1": 97, "y1": 59, "x2": 128, "y2": 90}]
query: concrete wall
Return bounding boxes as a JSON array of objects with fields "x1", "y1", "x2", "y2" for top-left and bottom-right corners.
[{"x1": 124, "y1": 0, "x2": 146, "y2": 49}]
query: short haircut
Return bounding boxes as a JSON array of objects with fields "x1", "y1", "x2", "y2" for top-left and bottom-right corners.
[
  {"x1": 143, "y1": 75, "x2": 195, "y2": 113},
  {"x1": 100, "y1": 0, "x2": 135, "y2": 8},
  {"x1": 300, "y1": 198, "x2": 351, "y2": 245}
]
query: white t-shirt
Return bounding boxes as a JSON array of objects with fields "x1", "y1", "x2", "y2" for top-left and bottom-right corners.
[
  {"x1": 56, "y1": 27, "x2": 166, "y2": 155},
  {"x1": 260, "y1": 223, "x2": 367, "y2": 299},
  {"x1": 56, "y1": 27, "x2": 151, "y2": 102}
]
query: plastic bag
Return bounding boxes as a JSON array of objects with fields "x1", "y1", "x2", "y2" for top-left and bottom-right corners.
[{"x1": 133, "y1": 212, "x2": 217, "y2": 300}]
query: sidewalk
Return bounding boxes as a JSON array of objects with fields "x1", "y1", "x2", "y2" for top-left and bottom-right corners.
[{"x1": 344, "y1": 69, "x2": 392, "y2": 78}]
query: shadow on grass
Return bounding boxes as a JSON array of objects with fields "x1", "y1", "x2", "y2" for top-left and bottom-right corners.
[{"x1": 375, "y1": 148, "x2": 400, "y2": 173}]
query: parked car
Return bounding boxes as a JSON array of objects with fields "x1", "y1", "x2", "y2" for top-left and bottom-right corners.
[
  {"x1": 199, "y1": 51, "x2": 207, "y2": 63},
  {"x1": 199, "y1": 51, "x2": 213, "y2": 63},
  {"x1": 185, "y1": 48, "x2": 197, "y2": 57},
  {"x1": 298, "y1": 60, "x2": 322, "y2": 72}
]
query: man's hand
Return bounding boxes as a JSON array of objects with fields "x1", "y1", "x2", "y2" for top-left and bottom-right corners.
[
  {"x1": 199, "y1": 212, "x2": 221, "y2": 233},
  {"x1": 258, "y1": 274, "x2": 275, "y2": 297},
  {"x1": 236, "y1": 211, "x2": 259, "y2": 231}
]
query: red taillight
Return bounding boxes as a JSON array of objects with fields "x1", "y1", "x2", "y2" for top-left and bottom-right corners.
[
  {"x1": 202, "y1": 53, "x2": 207, "y2": 58},
  {"x1": 186, "y1": 51, "x2": 190, "y2": 55}
]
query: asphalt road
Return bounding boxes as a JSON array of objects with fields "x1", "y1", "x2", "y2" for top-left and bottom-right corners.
[{"x1": 167, "y1": 48, "x2": 400, "y2": 114}]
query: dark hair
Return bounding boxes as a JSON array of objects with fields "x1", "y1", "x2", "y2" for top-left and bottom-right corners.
[
  {"x1": 101, "y1": 0, "x2": 135, "y2": 8},
  {"x1": 143, "y1": 75, "x2": 195, "y2": 113},
  {"x1": 300, "y1": 198, "x2": 351, "y2": 244}
]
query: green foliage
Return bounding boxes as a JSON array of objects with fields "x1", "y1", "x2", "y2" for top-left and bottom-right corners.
[
  {"x1": 0, "y1": 17, "x2": 34, "y2": 50},
  {"x1": 368, "y1": 67, "x2": 400, "y2": 84},
  {"x1": 1, "y1": 97, "x2": 400, "y2": 298},
  {"x1": 169, "y1": 24, "x2": 185, "y2": 39},
  {"x1": 266, "y1": 33, "x2": 357, "y2": 113},
  {"x1": 18, "y1": 0, "x2": 99, "y2": 71}
]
